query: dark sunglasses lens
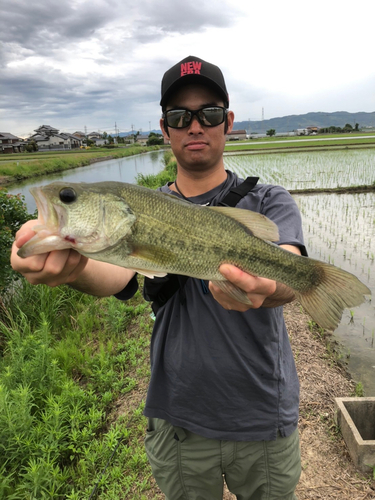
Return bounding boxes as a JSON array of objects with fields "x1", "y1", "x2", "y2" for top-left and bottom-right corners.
[
  {"x1": 166, "y1": 109, "x2": 191, "y2": 128},
  {"x1": 165, "y1": 107, "x2": 226, "y2": 128},
  {"x1": 199, "y1": 107, "x2": 225, "y2": 126}
]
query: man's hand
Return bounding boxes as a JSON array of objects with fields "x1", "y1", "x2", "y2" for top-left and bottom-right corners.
[
  {"x1": 11, "y1": 220, "x2": 135, "y2": 296},
  {"x1": 11, "y1": 219, "x2": 89, "y2": 287},
  {"x1": 209, "y1": 245, "x2": 301, "y2": 311},
  {"x1": 209, "y1": 264, "x2": 277, "y2": 311}
]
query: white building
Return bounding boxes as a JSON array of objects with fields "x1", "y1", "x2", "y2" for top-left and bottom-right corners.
[{"x1": 29, "y1": 125, "x2": 82, "y2": 150}]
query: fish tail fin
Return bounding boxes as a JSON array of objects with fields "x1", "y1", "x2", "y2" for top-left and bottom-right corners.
[{"x1": 296, "y1": 262, "x2": 371, "y2": 330}]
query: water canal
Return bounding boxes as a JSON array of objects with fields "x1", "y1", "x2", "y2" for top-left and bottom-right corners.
[{"x1": 8, "y1": 150, "x2": 165, "y2": 213}]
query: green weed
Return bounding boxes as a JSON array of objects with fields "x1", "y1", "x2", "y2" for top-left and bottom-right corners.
[{"x1": 0, "y1": 279, "x2": 155, "y2": 498}]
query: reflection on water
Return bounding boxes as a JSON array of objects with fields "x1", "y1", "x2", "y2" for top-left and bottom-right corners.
[
  {"x1": 294, "y1": 192, "x2": 375, "y2": 395},
  {"x1": 8, "y1": 151, "x2": 165, "y2": 213}
]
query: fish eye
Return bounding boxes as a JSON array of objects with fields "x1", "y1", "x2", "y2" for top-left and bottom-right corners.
[{"x1": 59, "y1": 187, "x2": 77, "y2": 204}]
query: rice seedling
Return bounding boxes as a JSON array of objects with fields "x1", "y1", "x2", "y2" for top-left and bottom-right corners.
[{"x1": 224, "y1": 149, "x2": 375, "y2": 190}]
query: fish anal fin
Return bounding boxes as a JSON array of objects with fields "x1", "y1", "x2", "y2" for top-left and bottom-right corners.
[
  {"x1": 209, "y1": 207, "x2": 279, "y2": 242},
  {"x1": 130, "y1": 268, "x2": 167, "y2": 279},
  {"x1": 211, "y1": 280, "x2": 253, "y2": 306}
]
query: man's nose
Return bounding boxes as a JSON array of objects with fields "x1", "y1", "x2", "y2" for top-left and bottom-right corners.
[{"x1": 188, "y1": 115, "x2": 204, "y2": 133}]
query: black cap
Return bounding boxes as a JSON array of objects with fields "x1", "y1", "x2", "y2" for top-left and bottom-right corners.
[{"x1": 160, "y1": 55, "x2": 229, "y2": 109}]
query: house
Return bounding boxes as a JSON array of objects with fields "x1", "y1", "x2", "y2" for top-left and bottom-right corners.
[
  {"x1": 59, "y1": 132, "x2": 82, "y2": 148},
  {"x1": 306, "y1": 126, "x2": 319, "y2": 135},
  {"x1": 295, "y1": 126, "x2": 319, "y2": 136},
  {"x1": 226, "y1": 129, "x2": 247, "y2": 141},
  {"x1": 72, "y1": 131, "x2": 86, "y2": 139},
  {"x1": 0, "y1": 132, "x2": 26, "y2": 153},
  {"x1": 136, "y1": 134, "x2": 150, "y2": 146},
  {"x1": 295, "y1": 128, "x2": 309, "y2": 136},
  {"x1": 90, "y1": 137, "x2": 106, "y2": 146},
  {"x1": 28, "y1": 125, "x2": 82, "y2": 150},
  {"x1": 87, "y1": 131, "x2": 102, "y2": 140}
]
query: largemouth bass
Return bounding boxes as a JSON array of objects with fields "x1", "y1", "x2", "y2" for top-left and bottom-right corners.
[{"x1": 18, "y1": 181, "x2": 370, "y2": 329}]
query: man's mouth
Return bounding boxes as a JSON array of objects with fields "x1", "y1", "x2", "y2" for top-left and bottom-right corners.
[{"x1": 185, "y1": 141, "x2": 207, "y2": 151}]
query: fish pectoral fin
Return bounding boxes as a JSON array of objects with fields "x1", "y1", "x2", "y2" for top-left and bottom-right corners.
[
  {"x1": 130, "y1": 244, "x2": 177, "y2": 278},
  {"x1": 132, "y1": 243, "x2": 177, "y2": 263},
  {"x1": 211, "y1": 280, "x2": 253, "y2": 306},
  {"x1": 209, "y1": 207, "x2": 279, "y2": 242}
]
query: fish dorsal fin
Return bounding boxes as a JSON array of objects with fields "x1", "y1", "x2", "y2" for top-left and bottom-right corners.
[{"x1": 209, "y1": 207, "x2": 279, "y2": 242}]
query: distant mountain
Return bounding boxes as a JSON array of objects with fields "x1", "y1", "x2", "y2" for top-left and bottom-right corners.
[
  {"x1": 116, "y1": 112, "x2": 375, "y2": 137},
  {"x1": 234, "y1": 111, "x2": 375, "y2": 134}
]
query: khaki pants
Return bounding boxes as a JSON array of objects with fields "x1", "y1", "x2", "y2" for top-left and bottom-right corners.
[{"x1": 145, "y1": 418, "x2": 301, "y2": 500}]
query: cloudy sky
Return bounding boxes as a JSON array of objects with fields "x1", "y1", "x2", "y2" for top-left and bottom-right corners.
[{"x1": 1, "y1": 0, "x2": 374, "y2": 138}]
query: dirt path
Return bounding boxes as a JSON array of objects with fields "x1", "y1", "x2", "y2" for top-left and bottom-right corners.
[
  {"x1": 227, "y1": 303, "x2": 375, "y2": 499},
  {"x1": 118, "y1": 301, "x2": 375, "y2": 499}
]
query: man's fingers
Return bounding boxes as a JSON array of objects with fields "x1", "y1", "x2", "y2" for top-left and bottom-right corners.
[
  {"x1": 218, "y1": 264, "x2": 257, "y2": 292},
  {"x1": 14, "y1": 221, "x2": 38, "y2": 248}
]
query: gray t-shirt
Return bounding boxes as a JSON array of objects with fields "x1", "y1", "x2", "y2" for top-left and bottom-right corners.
[{"x1": 116, "y1": 171, "x2": 306, "y2": 441}]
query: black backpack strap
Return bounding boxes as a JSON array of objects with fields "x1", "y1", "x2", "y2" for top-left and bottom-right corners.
[
  {"x1": 144, "y1": 176, "x2": 259, "y2": 314},
  {"x1": 145, "y1": 274, "x2": 189, "y2": 315},
  {"x1": 218, "y1": 176, "x2": 259, "y2": 207}
]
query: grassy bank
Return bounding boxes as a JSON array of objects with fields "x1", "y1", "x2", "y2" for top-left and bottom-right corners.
[
  {"x1": 0, "y1": 280, "x2": 155, "y2": 499},
  {"x1": 224, "y1": 132, "x2": 375, "y2": 153},
  {"x1": 0, "y1": 145, "x2": 164, "y2": 186}
]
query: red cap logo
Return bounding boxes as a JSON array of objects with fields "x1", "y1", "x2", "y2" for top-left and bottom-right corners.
[{"x1": 180, "y1": 61, "x2": 202, "y2": 76}]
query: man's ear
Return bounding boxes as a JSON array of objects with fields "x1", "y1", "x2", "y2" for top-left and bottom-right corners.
[
  {"x1": 160, "y1": 117, "x2": 170, "y2": 139},
  {"x1": 226, "y1": 110, "x2": 235, "y2": 135}
]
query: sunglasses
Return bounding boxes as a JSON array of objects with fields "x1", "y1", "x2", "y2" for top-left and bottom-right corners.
[{"x1": 163, "y1": 106, "x2": 228, "y2": 129}]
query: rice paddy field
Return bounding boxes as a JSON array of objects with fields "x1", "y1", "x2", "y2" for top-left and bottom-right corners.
[
  {"x1": 225, "y1": 148, "x2": 375, "y2": 395},
  {"x1": 224, "y1": 148, "x2": 375, "y2": 190}
]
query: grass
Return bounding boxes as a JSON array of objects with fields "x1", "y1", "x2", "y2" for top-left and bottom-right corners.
[
  {"x1": 0, "y1": 280, "x2": 157, "y2": 499},
  {"x1": 224, "y1": 132, "x2": 375, "y2": 153}
]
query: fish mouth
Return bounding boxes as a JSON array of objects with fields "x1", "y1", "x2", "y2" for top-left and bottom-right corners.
[
  {"x1": 30, "y1": 186, "x2": 56, "y2": 229},
  {"x1": 17, "y1": 187, "x2": 72, "y2": 258}
]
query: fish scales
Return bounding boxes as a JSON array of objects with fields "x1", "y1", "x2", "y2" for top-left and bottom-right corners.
[{"x1": 115, "y1": 184, "x2": 322, "y2": 289}]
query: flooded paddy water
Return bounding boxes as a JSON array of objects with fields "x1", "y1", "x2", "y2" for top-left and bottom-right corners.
[
  {"x1": 225, "y1": 148, "x2": 374, "y2": 190},
  {"x1": 225, "y1": 149, "x2": 375, "y2": 395}
]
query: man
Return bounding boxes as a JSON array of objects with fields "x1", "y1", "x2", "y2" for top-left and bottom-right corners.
[{"x1": 11, "y1": 56, "x2": 305, "y2": 499}]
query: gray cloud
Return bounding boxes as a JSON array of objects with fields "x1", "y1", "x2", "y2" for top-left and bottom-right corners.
[
  {"x1": 0, "y1": 0, "x2": 241, "y2": 133},
  {"x1": 1, "y1": 0, "x2": 239, "y2": 54},
  {"x1": 1, "y1": 0, "x2": 113, "y2": 49},
  {"x1": 135, "y1": 0, "x2": 239, "y2": 36}
]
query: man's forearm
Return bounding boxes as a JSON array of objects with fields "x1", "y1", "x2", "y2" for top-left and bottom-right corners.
[{"x1": 70, "y1": 260, "x2": 135, "y2": 297}]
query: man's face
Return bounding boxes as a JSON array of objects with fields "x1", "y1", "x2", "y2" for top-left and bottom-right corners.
[{"x1": 160, "y1": 83, "x2": 234, "y2": 174}]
